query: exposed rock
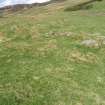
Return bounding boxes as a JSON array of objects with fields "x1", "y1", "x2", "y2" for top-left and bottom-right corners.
[{"x1": 81, "y1": 39, "x2": 99, "y2": 48}]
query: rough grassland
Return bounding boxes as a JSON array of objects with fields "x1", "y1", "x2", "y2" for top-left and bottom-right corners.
[{"x1": 0, "y1": 0, "x2": 105, "y2": 105}]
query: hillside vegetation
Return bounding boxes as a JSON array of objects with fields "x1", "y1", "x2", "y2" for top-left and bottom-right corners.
[{"x1": 0, "y1": 0, "x2": 105, "y2": 105}]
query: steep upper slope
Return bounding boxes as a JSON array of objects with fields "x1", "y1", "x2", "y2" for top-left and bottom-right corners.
[{"x1": 0, "y1": 0, "x2": 50, "y2": 7}]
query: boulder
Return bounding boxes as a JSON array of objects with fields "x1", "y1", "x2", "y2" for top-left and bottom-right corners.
[{"x1": 81, "y1": 39, "x2": 99, "y2": 47}]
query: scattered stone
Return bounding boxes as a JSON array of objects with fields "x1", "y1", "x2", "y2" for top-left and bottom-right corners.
[
  {"x1": 81, "y1": 39, "x2": 99, "y2": 48},
  {"x1": 48, "y1": 31, "x2": 74, "y2": 37},
  {"x1": 58, "y1": 32, "x2": 73, "y2": 37}
]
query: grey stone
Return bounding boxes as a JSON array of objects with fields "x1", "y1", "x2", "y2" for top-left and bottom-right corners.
[{"x1": 81, "y1": 39, "x2": 99, "y2": 47}]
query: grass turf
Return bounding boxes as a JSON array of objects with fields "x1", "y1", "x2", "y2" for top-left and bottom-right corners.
[{"x1": 0, "y1": 0, "x2": 105, "y2": 105}]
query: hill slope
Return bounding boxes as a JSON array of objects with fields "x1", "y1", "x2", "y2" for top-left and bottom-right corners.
[
  {"x1": 0, "y1": 0, "x2": 50, "y2": 8},
  {"x1": 0, "y1": 0, "x2": 105, "y2": 105}
]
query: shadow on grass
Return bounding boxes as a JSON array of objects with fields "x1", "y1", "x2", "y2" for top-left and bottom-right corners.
[{"x1": 64, "y1": 4, "x2": 93, "y2": 11}]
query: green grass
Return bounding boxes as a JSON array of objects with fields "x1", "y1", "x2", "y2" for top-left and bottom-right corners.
[{"x1": 0, "y1": 0, "x2": 105, "y2": 105}]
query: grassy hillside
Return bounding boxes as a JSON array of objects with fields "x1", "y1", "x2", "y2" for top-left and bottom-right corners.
[{"x1": 0, "y1": 0, "x2": 105, "y2": 105}]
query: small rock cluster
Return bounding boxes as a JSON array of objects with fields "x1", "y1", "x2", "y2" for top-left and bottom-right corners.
[
  {"x1": 81, "y1": 36, "x2": 105, "y2": 48},
  {"x1": 81, "y1": 39, "x2": 98, "y2": 48},
  {"x1": 47, "y1": 31, "x2": 73, "y2": 37}
]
